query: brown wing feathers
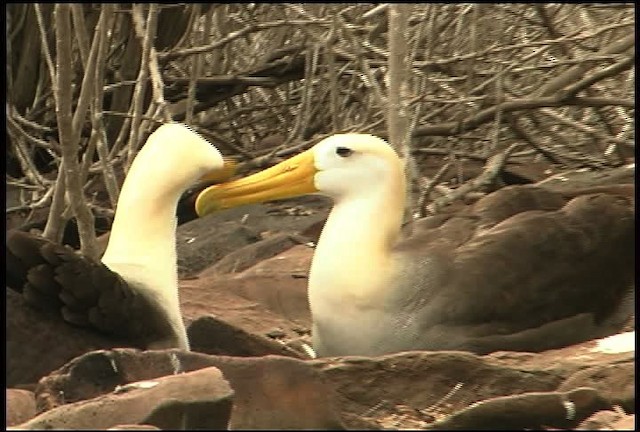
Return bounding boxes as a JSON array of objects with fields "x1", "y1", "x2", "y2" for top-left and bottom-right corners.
[
  {"x1": 412, "y1": 187, "x2": 634, "y2": 353},
  {"x1": 457, "y1": 193, "x2": 632, "y2": 321},
  {"x1": 6, "y1": 230, "x2": 171, "y2": 347}
]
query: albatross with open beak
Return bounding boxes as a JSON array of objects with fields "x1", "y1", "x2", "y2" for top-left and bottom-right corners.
[
  {"x1": 7, "y1": 123, "x2": 234, "y2": 352},
  {"x1": 195, "y1": 134, "x2": 634, "y2": 357}
]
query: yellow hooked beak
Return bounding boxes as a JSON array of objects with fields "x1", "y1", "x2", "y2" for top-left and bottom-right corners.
[
  {"x1": 199, "y1": 156, "x2": 238, "y2": 184},
  {"x1": 195, "y1": 149, "x2": 318, "y2": 216}
]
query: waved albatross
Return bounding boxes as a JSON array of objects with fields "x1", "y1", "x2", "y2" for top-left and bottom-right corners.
[
  {"x1": 6, "y1": 123, "x2": 233, "y2": 353},
  {"x1": 195, "y1": 134, "x2": 634, "y2": 357}
]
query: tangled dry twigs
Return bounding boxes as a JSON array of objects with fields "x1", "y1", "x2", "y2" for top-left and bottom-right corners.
[{"x1": 6, "y1": 4, "x2": 634, "y2": 247}]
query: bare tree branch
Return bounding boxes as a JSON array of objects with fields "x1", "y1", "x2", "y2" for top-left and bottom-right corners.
[
  {"x1": 42, "y1": 163, "x2": 67, "y2": 243},
  {"x1": 158, "y1": 19, "x2": 331, "y2": 62},
  {"x1": 412, "y1": 96, "x2": 633, "y2": 138},
  {"x1": 426, "y1": 144, "x2": 520, "y2": 215},
  {"x1": 49, "y1": 4, "x2": 98, "y2": 257},
  {"x1": 536, "y1": 33, "x2": 634, "y2": 97},
  {"x1": 6, "y1": 4, "x2": 634, "y2": 239},
  {"x1": 143, "y1": 5, "x2": 173, "y2": 124},
  {"x1": 387, "y1": 4, "x2": 412, "y2": 157},
  {"x1": 418, "y1": 161, "x2": 453, "y2": 218},
  {"x1": 559, "y1": 54, "x2": 635, "y2": 99},
  {"x1": 70, "y1": 4, "x2": 90, "y2": 69},
  {"x1": 34, "y1": 4, "x2": 56, "y2": 88},
  {"x1": 91, "y1": 4, "x2": 120, "y2": 209},
  {"x1": 186, "y1": 4, "x2": 204, "y2": 125},
  {"x1": 127, "y1": 4, "x2": 154, "y2": 170}
]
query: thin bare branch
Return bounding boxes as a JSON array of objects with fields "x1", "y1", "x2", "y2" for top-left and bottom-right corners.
[
  {"x1": 34, "y1": 4, "x2": 56, "y2": 87},
  {"x1": 559, "y1": 54, "x2": 635, "y2": 99},
  {"x1": 144, "y1": 5, "x2": 173, "y2": 124},
  {"x1": 412, "y1": 96, "x2": 634, "y2": 138},
  {"x1": 90, "y1": 4, "x2": 120, "y2": 208},
  {"x1": 387, "y1": 4, "x2": 412, "y2": 156},
  {"x1": 127, "y1": 4, "x2": 153, "y2": 170},
  {"x1": 159, "y1": 19, "x2": 331, "y2": 62},
  {"x1": 49, "y1": 4, "x2": 98, "y2": 257},
  {"x1": 42, "y1": 163, "x2": 67, "y2": 242},
  {"x1": 426, "y1": 144, "x2": 521, "y2": 214},
  {"x1": 71, "y1": 8, "x2": 106, "y2": 143},
  {"x1": 7, "y1": 132, "x2": 51, "y2": 187},
  {"x1": 418, "y1": 161, "x2": 453, "y2": 218},
  {"x1": 70, "y1": 4, "x2": 90, "y2": 69},
  {"x1": 537, "y1": 33, "x2": 635, "y2": 96},
  {"x1": 186, "y1": 4, "x2": 204, "y2": 125}
]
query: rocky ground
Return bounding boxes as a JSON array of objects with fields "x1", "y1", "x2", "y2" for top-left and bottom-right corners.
[{"x1": 6, "y1": 162, "x2": 635, "y2": 430}]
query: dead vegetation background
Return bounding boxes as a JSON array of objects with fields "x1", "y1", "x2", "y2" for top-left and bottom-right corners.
[{"x1": 6, "y1": 4, "x2": 635, "y2": 258}]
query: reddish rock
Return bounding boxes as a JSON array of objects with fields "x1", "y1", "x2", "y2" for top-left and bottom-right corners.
[
  {"x1": 239, "y1": 243, "x2": 313, "y2": 278},
  {"x1": 6, "y1": 389, "x2": 36, "y2": 426},
  {"x1": 179, "y1": 245, "x2": 315, "y2": 356},
  {"x1": 180, "y1": 274, "x2": 311, "y2": 357},
  {"x1": 209, "y1": 354, "x2": 344, "y2": 429},
  {"x1": 35, "y1": 349, "x2": 344, "y2": 430},
  {"x1": 577, "y1": 408, "x2": 635, "y2": 430},
  {"x1": 18, "y1": 366, "x2": 233, "y2": 430},
  {"x1": 211, "y1": 244, "x2": 313, "y2": 322},
  {"x1": 611, "y1": 413, "x2": 635, "y2": 429}
]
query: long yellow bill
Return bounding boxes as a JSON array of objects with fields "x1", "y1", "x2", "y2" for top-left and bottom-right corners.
[{"x1": 195, "y1": 149, "x2": 318, "y2": 216}]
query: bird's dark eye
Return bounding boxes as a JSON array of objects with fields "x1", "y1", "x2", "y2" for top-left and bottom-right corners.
[{"x1": 336, "y1": 147, "x2": 353, "y2": 157}]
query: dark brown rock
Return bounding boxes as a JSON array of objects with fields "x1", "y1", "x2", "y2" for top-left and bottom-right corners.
[
  {"x1": 187, "y1": 315, "x2": 301, "y2": 358},
  {"x1": 306, "y1": 334, "x2": 634, "y2": 429},
  {"x1": 424, "y1": 387, "x2": 610, "y2": 430},
  {"x1": 35, "y1": 349, "x2": 344, "y2": 430},
  {"x1": 176, "y1": 219, "x2": 261, "y2": 277},
  {"x1": 205, "y1": 232, "x2": 303, "y2": 275},
  {"x1": 310, "y1": 351, "x2": 562, "y2": 428},
  {"x1": 484, "y1": 337, "x2": 635, "y2": 381},
  {"x1": 299, "y1": 219, "x2": 326, "y2": 243},
  {"x1": 176, "y1": 197, "x2": 330, "y2": 278},
  {"x1": 559, "y1": 363, "x2": 635, "y2": 413},
  {"x1": 6, "y1": 289, "x2": 121, "y2": 387},
  {"x1": 18, "y1": 366, "x2": 233, "y2": 430},
  {"x1": 6, "y1": 389, "x2": 37, "y2": 426}
]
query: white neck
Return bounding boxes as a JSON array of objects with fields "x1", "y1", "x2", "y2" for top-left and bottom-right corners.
[
  {"x1": 309, "y1": 178, "x2": 405, "y2": 310},
  {"x1": 101, "y1": 177, "x2": 188, "y2": 349}
]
